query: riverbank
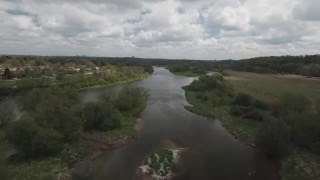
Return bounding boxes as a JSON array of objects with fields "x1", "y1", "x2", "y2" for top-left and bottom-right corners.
[
  {"x1": 184, "y1": 90, "x2": 258, "y2": 146},
  {"x1": 183, "y1": 71, "x2": 320, "y2": 180},
  {"x1": 4, "y1": 82, "x2": 149, "y2": 180}
]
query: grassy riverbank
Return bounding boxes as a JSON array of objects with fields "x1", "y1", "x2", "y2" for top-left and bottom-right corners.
[
  {"x1": 185, "y1": 91, "x2": 259, "y2": 146},
  {"x1": 1, "y1": 86, "x2": 148, "y2": 180},
  {"x1": 78, "y1": 73, "x2": 149, "y2": 91},
  {"x1": 184, "y1": 71, "x2": 320, "y2": 179}
]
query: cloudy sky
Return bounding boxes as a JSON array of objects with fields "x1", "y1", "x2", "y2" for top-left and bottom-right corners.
[{"x1": 0, "y1": 0, "x2": 319, "y2": 60}]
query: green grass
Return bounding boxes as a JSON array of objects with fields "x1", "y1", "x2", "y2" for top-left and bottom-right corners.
[
  {"x1": 225, "y1": 75, "x2": 320, "y2": 104},
  {"x1": 0, "y1": 80, "x2": 16, "y2": 88},
  {"x1": 78, "y1": 73, "x2": 149, "y2": 91},
  {"x1": 281, "y1": 149, "x2": 320, "y2": 180},
  {"x1": 7, "y1": 157, "x2": 67, "y2": 180},
  {"x1": 105, "y1": 93, "x2": 148, "y2": 143},
  {"x1": 185, "y1": 90, "x2": 260, "y2": 146}
]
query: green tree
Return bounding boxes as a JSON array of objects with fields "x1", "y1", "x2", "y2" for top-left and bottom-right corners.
[
  {"x1": 114, "y1": 87, "x2": 147, "y2": 112},
  {"x1": 56, "y1": 70, "x2": 65, "y2": 81},
  {"x1": 2, "y1": 68, "x2": 12, "y2": 79},
  {"x1": 0, "y1": 104, "x2": 13, "y2": 129},
  {"x1": 16, "y1": 87, "x2": 82, "y2": 139},
  {"x1": 6, "y1": 116, "x2": 63, "y2": 158},
  {"x1": 82, "y1": 102, "x2": 122, "y2": 131}
]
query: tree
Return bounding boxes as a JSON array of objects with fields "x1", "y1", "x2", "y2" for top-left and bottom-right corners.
[
  {"x1": 56, "y1": 70, "x2": 65, "y2": 81},
  {"x1": 16, "y1": 87, "x2": 82, "y2": 139},
  {"x1": 82, "y1": 102, "x2": 122, "y2": 131},
  {"x1": 0, "y1": 104, "x2": 13, "y2": 129},
  {"x1": 114, "y1": 87, "x2": 147, "y2": 112},
  {"x1": 2, "y1": 68, "x2": 12, "y2": 79},
  {"x1": 6, "y1": 116, "x2": 63, "y2": 158}
]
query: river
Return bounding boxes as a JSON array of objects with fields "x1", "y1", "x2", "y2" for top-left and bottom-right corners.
[{"x1": 81, "y1": 67, "x2": 279, "y2": 180}]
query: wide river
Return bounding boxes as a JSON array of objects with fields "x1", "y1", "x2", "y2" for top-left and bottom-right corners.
[{"x1": 81, "y1": 67, "x2": 279, "y2": 180}]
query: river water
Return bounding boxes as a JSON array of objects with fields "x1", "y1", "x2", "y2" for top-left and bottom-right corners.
[{"x1": 81, "y1": 67, "x2": 279, "y2": 180}]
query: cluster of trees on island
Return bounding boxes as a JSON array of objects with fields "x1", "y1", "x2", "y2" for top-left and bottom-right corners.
[{"x1": 185, "y1": 75, "x2": 320, "y2": 159}]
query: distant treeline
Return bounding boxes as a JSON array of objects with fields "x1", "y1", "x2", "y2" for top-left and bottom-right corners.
[
  {"x1": 1, "y1": 54, "x2": 320, "y2": 77},
  {"x1": 228, "y1": 55, "x2": 320, "y2": 77},
  {"x1": 163, "y1": 55, "x2": 320, "y2": 77}
]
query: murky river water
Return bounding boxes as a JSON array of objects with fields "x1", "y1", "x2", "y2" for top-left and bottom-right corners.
[
  {"x1": 1, "y1": 67, "x2": 278, "y2": 179},
  {"x1": 81, "y1": 67, "x2": 279, "y2": 180}
]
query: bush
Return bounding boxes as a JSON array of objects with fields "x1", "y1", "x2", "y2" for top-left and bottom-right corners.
[
  {"x1": 6, "y1": 117, "x2": 63, "y2": 158},
  {"x1": 0, "y1": 104, "x2": 13, "y2": 129},
  {"x1": 187, "y1": 75, "x2": 225, "y2": 91},
  {"x1": 0, "y1": 159, "x2": 9, "y2": 180},
  {"x1": 114, "y1": 87, "x2": 146, "y2": 112},
  {"x1": 82, "y1": 102, "x2": 122, "y2": 131},
  {"x1": 255, "y1": 118, "x2": 291, "y2": 158},
  {"x1": 253, "y1": 99, "x2": 268, "y2": 110},
  {"x1": 17, "y1": 86, "x2": 82, "y2": 139},
  {"x1": 277, "y1": 93, "x2": 311, "y2": 116},
  {"x1": 291, "y1": 112, "x2": 320, "y2": 148},
  {"x1": 230, "y1": 106, "x2": 264, "y2": 121},
  {"x1": 311, "y1": 142, "x2": 320, "y2": 155},
  {"x1": 232, "y1": 93, "x2": 253, "y2": 107}
]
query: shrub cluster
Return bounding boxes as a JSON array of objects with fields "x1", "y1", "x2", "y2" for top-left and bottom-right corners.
[
  {"x1": 6, "y1": 86, "x2": 82, "y2": 158},
  {"x1": 82, "y1": 86, "x2": 147, "y2": 131},
  {"x1": 256, "y1": 94, "x2": 320, "y2": 158},
  {"x1": 187, "y1": 75, "x2": 226, "y2": 91},
  {"x1": 82, "y1": 102, "x2": 122, "y2": 131},
  {"x1": 229, "y1": 93, "x2": 267, "y2": 121}
]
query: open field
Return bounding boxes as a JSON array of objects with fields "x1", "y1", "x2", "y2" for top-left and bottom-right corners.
[
  {"x1": 224, "y1": 70, "x2": 320, "y2": 105},
  {"x1": 225, "y1": 70, "x2": 320, "y2": 84}
]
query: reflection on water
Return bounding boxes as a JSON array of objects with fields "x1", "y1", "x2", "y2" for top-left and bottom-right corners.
[
  {"x1": 81, "y1": 67, "x2": 279, "y2": 180},
  {"x1": 1, "y1": 67, "x2": 278, "y2": 179}
]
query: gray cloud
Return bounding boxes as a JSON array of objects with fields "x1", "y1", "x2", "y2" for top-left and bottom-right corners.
[
  {"x1": 293, "y1": 0, "x2": 320, "y2": 21},
  {"x1": 0, "y1": 0, "x2": 319, "y2": 60}
]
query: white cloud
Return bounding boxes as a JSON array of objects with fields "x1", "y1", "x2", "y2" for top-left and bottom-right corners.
[{"x1": 0, "y1": 0, "x2": 319, "y2": 60}]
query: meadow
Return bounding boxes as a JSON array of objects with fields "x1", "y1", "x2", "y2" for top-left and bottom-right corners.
[
  {"x1": 184, "y1": 70, "x2": 320, "y2": 179},
  {"x1": 224, "y1": 70, "x2": 320, "y2": 105}
]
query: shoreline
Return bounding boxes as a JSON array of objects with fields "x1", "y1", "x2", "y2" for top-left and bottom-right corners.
[{"x1": 78, "y1": 74, "x2": 149, "y2": 91}]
